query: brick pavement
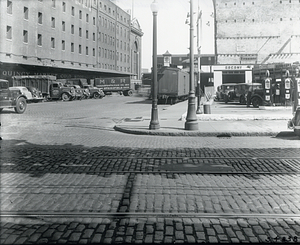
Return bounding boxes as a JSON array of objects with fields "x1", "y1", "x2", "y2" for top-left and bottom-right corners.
[
  {"x1": 1, "y1": 146, "x2": 300, "y2": 244},
  {"x1": 1, "y1": 98, "x2": 300, "y2": 244}
]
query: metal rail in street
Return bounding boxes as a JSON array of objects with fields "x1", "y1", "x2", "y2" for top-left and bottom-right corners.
[{"x1": 2, "y1": 211, "x2": 300, "y2": 219}]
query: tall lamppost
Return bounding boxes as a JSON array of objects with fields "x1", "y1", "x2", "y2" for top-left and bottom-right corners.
[
  {"x1": 196, "y1": 7, "x2": 202, "y2": 114},
  {"x1": 149, "y1": 0, "x2": 160, "y2": 130},
  {"x1": 185, "y1": 0, "x2": 199, "y2": 130}
]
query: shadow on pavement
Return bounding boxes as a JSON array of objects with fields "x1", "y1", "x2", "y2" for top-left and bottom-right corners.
[{"x1": 274, "y1": 131, "x2": 300, "y2": 140}]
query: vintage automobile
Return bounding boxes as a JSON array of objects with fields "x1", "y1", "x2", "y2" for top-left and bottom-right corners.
[
  {"x1": 26, "y1": 86, "x2": 44, "y2": 103},
  {"x1": 225, "y1": 83, "x2": 263, "y2": 105},
  {"x1": 0, "y1": 79, "x2": 27, "y2": 113},
  {"x1": 70, "y1": 85, "x2": 86, "y2": 100},
  {"x1": 82, "y1": 85, "x2": 104, "y2": 99},
  {"x1": 12, "y1": 86, "x2": 44, "y2": 103},
  {"x1": 215, "y1": 83, "x2": 237, "y2": 103}
]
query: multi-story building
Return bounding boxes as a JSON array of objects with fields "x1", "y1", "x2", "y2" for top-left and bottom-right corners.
[
  {"x1": 212, "y1": 0, "x2": 300, "y2": 86},
  {"x1": 0, "y1": 0, "x2": 143, "y2": 82}
]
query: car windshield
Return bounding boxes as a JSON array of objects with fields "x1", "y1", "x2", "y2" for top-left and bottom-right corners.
[{"x1": 0, "y1": 82, "x2": 9, "y2": 89}]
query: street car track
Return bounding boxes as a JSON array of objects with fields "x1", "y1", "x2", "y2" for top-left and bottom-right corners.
[{"x1": 2, "y1": 211, "x2": 300, "y2": 219}]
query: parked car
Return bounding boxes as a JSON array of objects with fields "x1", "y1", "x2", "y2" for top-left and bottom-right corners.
[
  {"x1": 0, "y1": 80, "x2": 27, "y2": 113},
  {"x1": 226, "y1": 83, "x2": 263, "y2": 105},
  {"x1": 215, "y1": 83, "x2": 237, "y2": 103},
  {"x1": 26, "y1": 86, "x2": 44, "y2": 103},
  {"x1": 11, "y1": 86, "x2": 44, "y2": 103}
]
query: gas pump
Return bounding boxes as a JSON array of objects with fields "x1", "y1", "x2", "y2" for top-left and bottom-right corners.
[
  {"x1": 285, "y1": 78, "x2": 291, "y2": 103},
  {"x1": 264, "y1": 75, "x2": 272, "y2": 105}
]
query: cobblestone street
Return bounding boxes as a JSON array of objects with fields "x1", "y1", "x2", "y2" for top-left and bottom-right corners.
[{"x1": 1, "y1": 98, "x2": 300, "y2": 244}]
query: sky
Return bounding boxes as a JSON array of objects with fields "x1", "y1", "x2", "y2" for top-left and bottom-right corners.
[{"x1": 114, "y1": 0, "x2": 215, "y2": 70}]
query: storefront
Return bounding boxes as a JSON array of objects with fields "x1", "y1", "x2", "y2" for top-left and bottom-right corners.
[{"x1": 212, "y1": 64, "x2": 254, "y2": 90}]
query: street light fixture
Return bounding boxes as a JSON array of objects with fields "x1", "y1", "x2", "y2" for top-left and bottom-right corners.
[
  {"x1": 149, "y1": 0, "x2": 160, "y2": 130},
  {"x1": 185, "y1": 0, "x2": 199, "y2": 130}
]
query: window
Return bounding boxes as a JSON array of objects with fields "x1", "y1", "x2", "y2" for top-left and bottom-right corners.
[
  {"x1": 79, "y1": 28, "x2": 82, "y2": 37},
  {"x1": 51, "y1": 17, "x2": 55, "y2": 28},
  {"x1": 93, "y1": 17, "x2": 95, "y2": 25},
  {"x1": 6, "y1": 26, "x2": 12, "y2": 39},
  {"x1": 52, "y1": 0, "x2": 55, "y2": 7},
  {"x1": 38, "y1": 12, "x2": 43, "y2": 24},
  {"x1": 7, "y1": 0, "x2": 12, "y2": 14},
  {"x1": 71, "y1": 43, "x2": 74, "y2": 52},
  {"x1": 71, "y1": 6, "x2": 74, "y2": 16},
  {"x1": 86, "y1": 14, "x2": 89, "y2": 22},
  {"x1": 93, "y1": 33, "x2": 95, "y2": 41},
  {"x1": 86, "y1": 47, "x2": 88, "y2": 55},
  {"x1": 86, "y1": 30, "x2": 89, "y2": 39},
  {"x1": 62, "y1": 40, "x2": 65, "y2": 50},
  {"x1": 51, "y1": 38, "x2": 55, "y2": 48},
  {"x1": 38, "y1": 34, "x2": 42, "y2": 46},
  {"x1": 93, "y1": 48, "x2": 95, "y2": 57},
  {"x1": 23, "y1": 30, "x2": 28, "y2": 43},
  {"x1": 79, "y1": 45, "x2": 82, "y2": 54},
  {"x1": 62, "y1": 21, "x2": 65, "y2": 31},
  {"x1": 62, "y1": 2, "x2": 66, "y2": 12},
  {"x1": 79, "y1": 10, "x2": 82, "y2": 19},
  {"x1": 71, "y1": 24, "x2": 74, "y2": 34},
  {"x1": 24, "y1": 7, "x2": 28, "y2": 20}
]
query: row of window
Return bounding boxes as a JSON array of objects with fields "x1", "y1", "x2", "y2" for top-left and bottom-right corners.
[
  {"x1": 98, "y1": 32, "x2": 129, "y2": 51},
  {"x1": 7, "y1": 26, "x2": 130, "y2": 63},
  {"x1": 98, "y1": 48, "x2": 130, "y2": 63},
  {"x1": 99, "y1": 1, "x2": 129, "y2": 25},
  {"x1": 99, "y1": 17, "x2": 129, "y2": 39},
  {"x1": 98, "y1": 63, "x2": 130, "y2": 73},
  {"x1": 7, "y1": 1, "x2": 96, "y2": 25}
]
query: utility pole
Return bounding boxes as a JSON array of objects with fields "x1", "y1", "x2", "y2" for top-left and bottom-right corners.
[
  {"x1": 185, "y1": 0, "x2": 199, "y2": 130},
  {"x1": 196, "y1": 4, "x2": 202, "y2": 114}
]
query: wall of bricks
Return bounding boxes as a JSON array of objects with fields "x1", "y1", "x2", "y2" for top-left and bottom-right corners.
[{"x1": 215, "y1": 0, "x2": 300, "y2": 64}]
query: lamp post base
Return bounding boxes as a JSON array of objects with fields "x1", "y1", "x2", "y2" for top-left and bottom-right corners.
[
  {"x1": 185, "y1": 120, "x2": 199, "y2": 130},
  {"x1": 149, "y1": 107, "x2": 160, "y2": 130},
  {"x1": 185, "y1": 95, "x2": 199, "y2": 130},
  {"x1": 149, "y1": 122, "x2": 160, "y2": 130}
]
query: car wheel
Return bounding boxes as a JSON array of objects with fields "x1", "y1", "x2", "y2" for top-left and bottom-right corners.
[
  {"x1": 14, "y1": 97, "x2": 27, "y2": 113},
  {"x1": 93, "y1": 92, "x2": 100, "y2": 99},
  {"x1": 61, "y1": 93, "x2": 70, "y2": 101},
  {"x1": 127, "y1": 90, "x2": 133, "y2": 96},
  {"x1": 251, "y1": 97, "x2": 261, "y2": 108},
  {"x1": 0, "y1": 108, "x2": 3, "y2": 112}
]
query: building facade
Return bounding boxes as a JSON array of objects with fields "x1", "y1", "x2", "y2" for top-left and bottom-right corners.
[
  {"x1": 213, "y1": 0, "x2": 300, "y2": 87},
  {"x1": 0, "y1": 0, "x2": 143, "y2": 82}
]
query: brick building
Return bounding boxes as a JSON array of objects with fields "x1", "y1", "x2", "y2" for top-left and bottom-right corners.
[
  {"x1": 213, "y1": 0, "x2": 300, "y2": 87},
  {"x1": 0, "y1": 0, "x2": 143, "y2": 82}
]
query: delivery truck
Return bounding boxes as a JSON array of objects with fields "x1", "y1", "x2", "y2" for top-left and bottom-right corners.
[
  {"x1": 94, "y1": 77, "x2": 133, "y2": 96},
  {"x1": 12, "y1": 75, "x2": 76, "y2": 101}
]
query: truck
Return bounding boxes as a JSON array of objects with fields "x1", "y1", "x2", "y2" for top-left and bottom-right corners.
[
  {"x1": 94, "y1": 77, "x2": 133, "y2": 96},
  {"x1": 12, "y1": 75, "x2": 76, "y2": 101},
  {"x1": 157, "y1": 67, "x2": 189, "y2": 104},
  {"x1": 0, "y1": 79, "x2": 27, "y2": 113},
  {"x1": 60, "y1": 78, "x2": 104, "y2": 99}
]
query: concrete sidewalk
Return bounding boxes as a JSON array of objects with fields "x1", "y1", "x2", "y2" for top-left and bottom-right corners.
[{"x1": 114, "y1": 100, "x2": 295, "y2": 136}]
